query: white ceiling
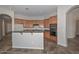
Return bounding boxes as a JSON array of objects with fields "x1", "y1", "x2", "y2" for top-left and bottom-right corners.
[{"x1": 0, "y1": 5, "x2": 57, "y2": 20}]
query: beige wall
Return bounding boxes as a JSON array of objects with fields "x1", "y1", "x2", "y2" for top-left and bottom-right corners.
[
  {"x1": 67, "y1": 12, "x2": 76, "y2": 38},
  {"x1": 76, "y1": 20, "x2": 79, "y2": 35},
  {"x1": 0, "y1": 20, "x2": 2, "y2": 40},
  {"x1": 57, "y1": 5, "x2": 73, "y2": 47}
]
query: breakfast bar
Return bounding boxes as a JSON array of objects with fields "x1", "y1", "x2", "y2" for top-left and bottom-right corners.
[{"x1": 12, "y1": 29, "x2": 49, "y2": 49}]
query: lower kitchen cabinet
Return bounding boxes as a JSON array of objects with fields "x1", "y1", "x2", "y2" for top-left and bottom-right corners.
[{"x1": 12, "y1": 32, "x2": 44, "y2": 49}]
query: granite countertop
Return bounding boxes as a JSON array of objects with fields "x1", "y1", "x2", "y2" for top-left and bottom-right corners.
[
  {"x1": 12, "y1": 30, "x2": 50, "y2": 33},
  {"x1": 12, "y1": 27, "x2": 50, "y2": 33}
]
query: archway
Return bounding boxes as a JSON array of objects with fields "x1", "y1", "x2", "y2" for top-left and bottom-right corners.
[
  {"x1": 0, "y1": 14, "x2": 12, "y2": 51},
  {"x1": 66, "y1": 5, "x2": 79, "y2": 50},
  {"x1": 0, "y1": 14, "x2": 12, "y2": 35}
]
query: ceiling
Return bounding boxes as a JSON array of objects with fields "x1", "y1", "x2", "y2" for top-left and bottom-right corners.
[{"x1": 0, "y1": 5, "x2": 57, "y2": 20}]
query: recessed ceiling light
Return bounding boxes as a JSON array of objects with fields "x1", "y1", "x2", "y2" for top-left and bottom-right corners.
[{"x1": 25, "y1": 8, "x2": 29, "y2": 10}]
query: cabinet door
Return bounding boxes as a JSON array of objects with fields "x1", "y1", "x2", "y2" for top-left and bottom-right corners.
[
  {"x1": 23, "y1": 33, "x2": 33, "y2": 48},
  {"x1": 44, "y1": 19, "x2": 49, "y2": 28},
  {"x1": 12, "y1": 33, "x2": 33, "y2": 48},
  {"x1": 12, "y1": 33, "x2": 44, "y2": 49},
  {"x1": 23, "y1": 20, "x2": 27, "y2": 28},
  {"x1": 32, "y1": 33, "x2": 44, "y2": 49},
  {"x1": 15, "y1": 19, "x2": 23, "y2": 24},
  {"x1": 12, "y1": 33, "x2": 23, "y2": 48},
  {"x1": 44, "y1": 31, "x2": 50, "y2": 39},
  {"x1": 49, "y1": 16, "x2": 57, "y2": 24}
]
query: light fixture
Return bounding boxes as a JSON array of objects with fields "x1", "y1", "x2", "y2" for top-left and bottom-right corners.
[{"x1": 25, "y1": 8, "x2": 29, "y2": 10}]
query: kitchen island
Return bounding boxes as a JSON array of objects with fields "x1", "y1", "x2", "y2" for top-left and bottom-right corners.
[{"x1": 12, "y1": 30, "x2": 45, "y2": 49}]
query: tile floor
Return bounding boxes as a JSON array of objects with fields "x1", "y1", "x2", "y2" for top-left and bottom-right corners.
[{"x1": 0, "y1": 33, "x2": 79, "y2": 54}]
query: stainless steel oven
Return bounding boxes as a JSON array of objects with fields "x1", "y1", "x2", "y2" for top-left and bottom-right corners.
[{"x1": 50, "y1": 24, "x2": 57, "y2": 36}]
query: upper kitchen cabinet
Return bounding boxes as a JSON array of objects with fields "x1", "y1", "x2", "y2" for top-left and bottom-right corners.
[
  {"x1": 44, "y1": 19, "x2": 49, "y2": 28},
  {"x1": 23, "y1": 20, "x2": 28, "y2": 28},
  {"x1": 49, "y1": 16, "x2": 57, "y2": 24},
  {"x1": 28, "y1": 20, "x2": 33, "y2": 28},
  {"x1": 33, "y1": 20, "x2": 44, "y2": 26},
  {"x1": 44, "y1": 16, "x2": 57, "y2": 28},
  {"x1": 15, "y1": 18, "x2": 24, "y2": 24},
  {"x1": 24, "y1": 20, "x2": 44, "y2": 28}
]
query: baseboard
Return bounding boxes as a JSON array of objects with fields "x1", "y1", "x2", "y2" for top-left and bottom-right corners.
[
  {"x1": 12, "y1": 46, "x2": 44, "y2": 50},
  {"x1": 68, "y1": 37, "x2": 75, "y2": 39},
  {"x1": 67, "y1": 35, "x2": 75, "y2": 39}
]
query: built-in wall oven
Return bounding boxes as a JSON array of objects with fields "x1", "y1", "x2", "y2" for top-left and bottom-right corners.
[{"x1": 50, "y1": 24, "x2": 57, "y2": 36}]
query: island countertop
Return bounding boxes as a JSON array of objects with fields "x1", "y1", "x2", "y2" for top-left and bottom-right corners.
[{"x1": 12, "y1": 29, "x2": 50, "y2": 33}]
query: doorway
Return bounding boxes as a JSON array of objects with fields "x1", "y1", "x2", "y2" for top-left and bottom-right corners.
[
  {"x1": 0, "y1": 14, "x2": 12, "y2": 51},
  {"x1": 67, "y1": 6, "x2": 79, "y2": 51},
  {"x1": 76, "y1": 20, "x2": 79, "y2": 36}
]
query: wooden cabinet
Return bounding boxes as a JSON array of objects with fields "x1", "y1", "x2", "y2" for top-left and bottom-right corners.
[
  {"x1": 23, "y1": 20, "x2": 27, "y2": 28},
  {"x1": 44, "y1": 31, "x2": 57, "y2": 42},
  {"x1": 33, "y1": 20, "x2": 44, "y2": 26},
  {"x1": 15, "y1": 16, "x2": 57, "y2": 42},
  {"x1": 44, "y1": 19, "x2": 49, "y2": 28},
  {"x1": 44, "y1": 16, "x2": 57, "y2": 42},
  {"x1": 49, "y1": 16, "x2": 57, "y2": 24},
  {"x1": 15, "y1": 18, "x2": 23, "y2": 24},
  {"x1": 50, "y1": 35, "x2": 57, "y2": 42},
  {"x1": 24, "y1": 20, "x2": 33, "y2": 28},
  {"x1": 24, "y1": 20, "x2": 44, "y2": 27},
  {"x1": 26, "y1": 20, "x2": 32, "y2": 28},
  {"x1": 44, "y1": 16, "x2": 57, "y2": 28},
  {"x1": 15, "y1": 18, "x2": 44, "y2": 28},
  {"x1": 44, "y1": 31, "x2": 50, "y2": 39}
]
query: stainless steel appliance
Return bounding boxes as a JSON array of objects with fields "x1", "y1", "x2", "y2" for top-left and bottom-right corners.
[{"x1": 50, "y1": 24, "x2": 57, "y2": 36}]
